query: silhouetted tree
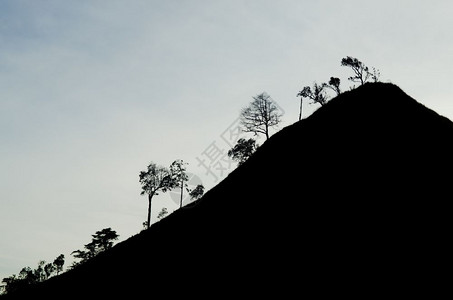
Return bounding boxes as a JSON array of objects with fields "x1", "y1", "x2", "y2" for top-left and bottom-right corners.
[
  {"x1": 53, "y1": 254, "x2": 65, "y2": 275},
  {"x1": 157, "y1": 207, "x2": 168, "y2": 220},
  {"x1": 139, "y1": 163, "x2": 173, "y2": 228},
  {"x1": 325, "y1": 77, "x2": 341, "y2": 96},
  {"x1": 1, "y1": 254, "x2": 65, "y2": 295},
  {"x1": 1, "y1": 269, "x2": 31, "y2": 294},
  {"x1": 169, "y1": 159, "x2": 189, "y2": 209},
  {"x1": 71, "y1": 228, "x2": 119, "y2": 267},
  {"x1": 91, "y1": 228, "x2": 119, "y2": 252},
  {"x1": 240, "y1": 92, "x2": 283, "y2": 140},
  {"x1": 31, "y1": 261, "x2": 44, "y2": 283},
  {"x1": 341, "y1": 56, "x2": 371, "y2": 86},
  {"x1": 1, "y1": 275, "x2": 20, "y2": 295},
  {"x1": 296, "y1": 90, "x2": 304, "y2": 121},
  {"x1": 228, "y1": 138, "x2": 258, "y2": 165},
  {"x1": 189, "y1": 184, "x2": 205, "y2": 201},
  {"x1": 142, "y1": 221, "x2": 148, "y2": 230},
  {"x1": 43, "y1": 261, "x2": 55, "y2": 280},
  {"x1": 370, "y1": 67, "x2": 381, "y2": 83},
  {"x1": 70, "y1": 249, "x2": 90, "y2": 266},
  {"x1": 298, "y1": 83, "x2": 328, "y2": 106}
]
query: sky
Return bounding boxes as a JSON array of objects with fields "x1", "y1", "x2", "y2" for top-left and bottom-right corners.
[{"x1": 1, "y1": 0, "x2": 453, "y2": 280}]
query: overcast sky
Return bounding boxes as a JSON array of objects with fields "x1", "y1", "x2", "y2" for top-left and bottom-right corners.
[{"x1": 1, "y1": 0, "x2": 453, "y2": 280}]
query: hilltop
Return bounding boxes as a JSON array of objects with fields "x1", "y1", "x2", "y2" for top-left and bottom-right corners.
[{"x1": 5, "y1": 83, "x2": 452, "y2": 298}]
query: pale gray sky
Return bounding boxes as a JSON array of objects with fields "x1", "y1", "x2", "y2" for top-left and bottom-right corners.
[{"x1": 1, "y1": 0, "x2": 453, "y2": 279}]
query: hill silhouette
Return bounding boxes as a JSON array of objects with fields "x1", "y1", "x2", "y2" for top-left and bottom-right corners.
[{"x1": 4, "y1": 83, "x2": 451, "y2": 298}]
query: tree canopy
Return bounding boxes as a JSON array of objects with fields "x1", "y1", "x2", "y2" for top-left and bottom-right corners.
[
  {"x1": 1, "y1": 254, "x2": 65, "y2": 295},
  {"x1": 189, "y1": 184, "x2": 205, "y2": 201},
  {"x1": 228, "y1": 138, "x2": 259, "y2": 166},
  {"x1": 139, "y1": 163, "x2": 173, "y2": 228},
  {"x1": 341, "y1": 56, "x2": 380, "y2": 86},
  {"x1": 169, "y1": 159, "x2": 189, "y2": 208},
  {"x1": 71, "y1": 228, "x2": 119, "y2": 267}
]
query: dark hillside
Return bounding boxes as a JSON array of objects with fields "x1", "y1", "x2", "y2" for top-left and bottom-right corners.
[{"x1": 6, "y1": 83, "x2": 451, "y2": 298}]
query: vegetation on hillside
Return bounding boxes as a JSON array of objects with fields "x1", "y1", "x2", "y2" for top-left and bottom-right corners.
[
  {"x1": 1, "y1": 55, "x2": 382, "y2": 296},
  {"x1": 1, "y1": 228, "x2": 118, "y2": 295}
]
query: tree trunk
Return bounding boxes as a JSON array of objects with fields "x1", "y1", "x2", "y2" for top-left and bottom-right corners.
[
  {"x1": 147, "y1": 193, "x2": 153, "y2": 229},
  {"x1": 179, "y1": 178, "x2": 183, "y2": 208},
  {"x1": 299, "y1": 98, "x2": 303, "y2": 121},
  {"x1": 265, "y1": 123, "x2": 269, "y2": 140}
]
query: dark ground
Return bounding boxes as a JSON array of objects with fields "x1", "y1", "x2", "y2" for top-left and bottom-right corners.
[{"x1": 5, "y1": 83, "x2": 451, "y2": 298}]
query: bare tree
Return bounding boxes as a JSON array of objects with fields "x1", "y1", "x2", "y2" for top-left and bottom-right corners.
[{"x1": 240, "y1": 92, "x2": 283, "y2": 140}]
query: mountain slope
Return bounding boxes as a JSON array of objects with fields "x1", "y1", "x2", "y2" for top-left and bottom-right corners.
[{"x1": 6, "y1": 83, "x2": 452, "y2": 298}]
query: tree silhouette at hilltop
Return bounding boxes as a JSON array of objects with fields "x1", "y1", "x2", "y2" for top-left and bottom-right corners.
[
  {"x1": 341, "y1": 56, "x2": 380, "y2": 86},
  {"x1": 297, "y1": 56, "x2": 381, "y2": 120}
]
